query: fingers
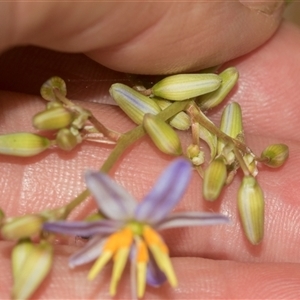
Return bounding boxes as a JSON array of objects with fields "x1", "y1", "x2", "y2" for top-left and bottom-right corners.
[{"x1": 1, "y1": 1, "x2": 285, "y2": 73}]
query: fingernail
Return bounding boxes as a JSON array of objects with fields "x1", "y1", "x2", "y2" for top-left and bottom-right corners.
[{"x1": 239, "y1": 0, "x2": 284, "y2": 15}]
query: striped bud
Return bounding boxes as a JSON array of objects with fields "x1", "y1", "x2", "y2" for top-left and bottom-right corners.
[
  {"x1": 151, "y1": 73, "x2": 222, "y2": 101},
  {"x1": 1, "y1": 214, "x2": 44, "y2": 240},
  {"x1": 0, "y1": 133, "x2": 50, "y2": 157},
  {"x1": 12, "y1": 240, "x2": 53, "y2": 300},
  {"x1": 154, "y1": 98, "x2": 191, "y2": 130},
  {"x1": 238, "y1": 176, "x2": 264, "y2": 245},
  {"x1": 143, "y1": 113, "x2": 182, "y2": 156},
  {"x1": 110, "y1": 83, "x2": 161, "y2": 125},
  {"x1": 203, "y1": 158, "x2": 227, "y2": 201},
  {"x1": 40, "y1": 76, "x2": 67, "y2": 101},
  {"x1": 199, "y1": 67, "x2": 239, "y2": 110},
  {"x1": 56, "y1": 128, "x2": 78, "y2": 151},
  {"x1": 32, "y1": 107, "x2": 74, "y2": 130},
  {"x1": 261, "y1": 144, "x2": 289, "y2": 168}
]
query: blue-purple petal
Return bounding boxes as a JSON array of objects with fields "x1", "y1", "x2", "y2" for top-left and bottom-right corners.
[
  {"x1": 146, "y1": 253, "x2": 167, "y2": 287},
  {"x1": 135, "y1": 159, "x2": 191, "y2": 224},
  {"x1": 85, "y1": 171, "x2": 137, "y2": 221},
  {"x1": 43, "y1": 219, "x2": 120, "y2": 236},
  {"x1": 69, "y1": 235, "x2": 106, "y2": 268},
  {"x1": 156, "y1": 211, "x2": 229, "y2": 230}
]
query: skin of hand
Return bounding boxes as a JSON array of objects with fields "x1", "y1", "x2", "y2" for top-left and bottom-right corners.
[{"x1": 0, "y1": 2, "x2": 300, "y2": 300}]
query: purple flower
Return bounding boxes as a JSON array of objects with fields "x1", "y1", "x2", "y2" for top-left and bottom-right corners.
[{"x1": 44, "y1": 158, "x2": 228, "y2": 298}]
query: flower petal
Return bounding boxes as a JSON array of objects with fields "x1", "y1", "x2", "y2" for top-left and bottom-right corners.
[
  {"x1": 43, "y1": 220, "x2": 120, "y2": 237},
  {"x1": 135, "y1": 159, "x2": 191, "y2": 224},
  {"x1": 146, "y1": 253, "x2": 167, "y2": 287},
  {"x1": 85, "y1": 171, "x2": 137, "y2": 221},
  {"x1": 69, "y1": 235, "x2": 106, "y2": 268},
  {"x1": 156, "y1": 211, "x2": 229, "y2": 230}
]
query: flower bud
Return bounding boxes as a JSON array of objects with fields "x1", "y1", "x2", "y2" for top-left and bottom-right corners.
[
  {"x1": 238, "y1": 176, "x2": 264, "y2": 245},
  {"x1": 261, "y1": 144, "x2": 289, "y2": 168},
  {"x1": 203, "y1": 158, "x2": 227, "y2": 201},
  {"x1": 143, "y1": 113, "x2": 182, "y2": 156},
  {"x1": 199, "y1": 67, "x2": 239, "y2": 110},
  {"x1": 12, "y1": 240, "x2": 53, "y2": 300},
  {"x1": 40, "y1": 76, "x2": 67, "y2": 101},
  {"x1": 32, "y1": 107, "x2": 74, "y2": 130},
  {"x1": 151, "y1": 73, "x2": 222, "y2": 101},
  {"x1": 187, "y1": 144, "x2": 204, "y2": 166},
  {"x1": 154, "y1": 99, "x2": 191, "y2": 130},
  {"x1": 56, "y1": 128, "x2": 78, "y2": 151},
  {"x1": 0, "y1": 133, "x2": 50, "y2": 157},
  {"x1": 1, "y1": 214, "x2": 44, "y2": 240},
  {"x1": 109, "y1": 83, "x2": 161, "y2": 125}
]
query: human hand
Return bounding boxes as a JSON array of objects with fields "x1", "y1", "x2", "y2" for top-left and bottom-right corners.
[{"x1": 1, "y1": 2, "x2": 300, "y2": 300}]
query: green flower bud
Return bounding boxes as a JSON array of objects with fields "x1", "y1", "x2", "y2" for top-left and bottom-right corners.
[
  {"x1": 151, "y1": 73, "x2": 222, "y2": 101},
  {"x1": 40, "y1": 76, "x2": 67, "y2": 101},
  {"x1": 238, "y1": 176, "x2": 264, "y2": 245},
  {"x1": 199, "y1": 67, "x2": 239, "y2": 110},
  {"x1": 109, "y1": 83, "x2": 161, "y2": 125},
  {"x1": 56, "y1": 128, "x2": 78, "y2": 151},
  {"x1": 12, "y1": 240, "x2": 53, "y2": 300},
  {"x1": 0, "y1": 133, "x2": 50, "y2": 157},
  {"x1": 1, "y1": 214, "x2": 44, "y2": 240},
  {"x1": 143, "y1": 113, "x2": 182, "y2": 156},
  {"x1": 154, "y1": 99, "x2": 191, "y2": 130},
  {"x1": 203, "y1": 158, "x2": 227, "y2": 201},
  {"x1": 32, "y1": 107, "x2": 74, "y2": 130},
  {"x1": 261, "y1": 144, "x2": 289, "y2": 168}
]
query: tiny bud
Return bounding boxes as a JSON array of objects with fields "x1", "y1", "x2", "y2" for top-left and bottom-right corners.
[
  {"x1": 110, "y1": 83, "x2": 161, "y2": 125},
  {"x1": 1, "y1": 215, "x2": 44, "y2": 240},
  {"x1": 32, "y1": 107, "x2": 74, "y2": 130},
  {"x1": 12, "y1": 240, "x2": 53, "y2": 300},
  {"x1": 203, "y1": 158, "x2": 227, "y2": 201},
  {"x1": 151, "y1": 73, "x2": 222, "y2": 101},
  {"x1": 40, "y1": 76, "x2": 67, "y2": 101},
  {"x1": 56, "y1": 128, "x2": 78, "y2": 151},
  {"x1": 238, "y1": 176, "x2": 264, "y2": 245},
  {"x1": 199, "y1": 67, "x2": 239, "y2": 110},
  {"x1": 261, "y1": 144, "x2": 289, "y2": 168},
  {"x1": 187, "y1": 144, "x2": 204, "y2": 166},
  {"x1": 143, "y1": 113, "x2": 182, "y2": 156},
  {"x1": 0, "y1": 133, "x2": 50, "y2": 157}
]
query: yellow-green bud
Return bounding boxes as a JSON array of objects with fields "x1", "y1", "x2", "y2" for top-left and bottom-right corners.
[
  {"x1": 0, "y1": 133, "x2": 50, "y2": 157},
  {"x1": 143, "y1": 113, "x2": 182, "y2": 156},
  {"x1": 151, "y1": 73, "x2": 222, "y2": 101},
  {"x1": 109, "y1": 83, "x2": 161, "y2": 125},
  {"x1": 40, "y1": 76, "x2": 67, "y2": 101},
  {"x1": 238, "y1": 176, "x2": 264, "y2": 245},
  {"x1": 199, "y1": 67, "x2": 239, "y2": 110},
  {"x1": 12, "y1": 240, "x2": 53, "y2": 300},
  {"x1": 32, "y1": 107, "x2": 74, "y2": 130},
  {"x1": 261, "y1": 144, "x2": 289, "y2": 168},
  {"x1": 203, "y1": 158, "x2": 227, "y2": 201},
  {"x1": 154, "y1": 98, "x2": 191, "y2": 130},
  {"x1": 1, "y1": 214, "x2": 44, "y2": 240},
  {"x1": 56, "y1": 128, "x2": 78, "y2": 151},
  {"x1": 187, "y1": 144, "x2": 204, "y2": 166}
]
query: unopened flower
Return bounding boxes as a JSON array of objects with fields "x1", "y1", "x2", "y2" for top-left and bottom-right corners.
[{"x1": 44, "y1": 159, "x2": 228, "y2": 298}]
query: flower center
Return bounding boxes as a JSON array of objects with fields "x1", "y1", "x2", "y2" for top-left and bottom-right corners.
[{"x1": 127, "y1": 220, "x2": 144, "y2": 237}]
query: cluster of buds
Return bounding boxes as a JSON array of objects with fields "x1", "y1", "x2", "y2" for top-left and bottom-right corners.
[{"x1": 108, "y1": 67, "x2": 289, "y2": 245}]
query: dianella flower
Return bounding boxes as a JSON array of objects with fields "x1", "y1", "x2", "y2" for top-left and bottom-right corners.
[{"x1": 44, "y1": 159, "x2": 228, "y2": 298}]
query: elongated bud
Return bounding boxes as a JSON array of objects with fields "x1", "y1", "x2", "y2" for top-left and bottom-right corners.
[
  {"x1": 238, "y1": 176, "x2": 264, "y2": 245},
  {"x1": 1, "y1": 214, "x2": 44, "y2": 240},
  {"x1": 261, "y1": 144, "x2": 289, "y2": 168},
  {"x1": 56, "y1": 128, "x2": 78, "y2": 151},
  {"x1": 154, "y1": 99, "x2": 191, "y2": 130},
  {"x1": 203, "y1": 158, "x2": 227, "y2": 201},
  {"x1": 110, "y1": 83, "x2": 161, "y2": 125},
  {"x1": 12, "y1": 240, "x2": 53, "y2": 300},
  {"x1": 143, "y1": 113, "x2": 182, "y2": 156},
  {"x1": 199, "y1": 67, "x2": 239, "y2": 110},
  {"x1": 33, "y1": 107, "x2": 74, "y2": 130},
  {"x1": 0, "y1": 133, "x2": 50, "y2": 157},
  {"x1": 40, "y1": 76, "x2": 67, "y2": 101},
  {"x1": 151, "y1": 73, "x2": 222, "y2": 101}
]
